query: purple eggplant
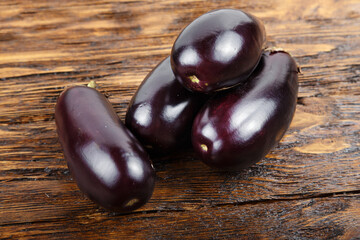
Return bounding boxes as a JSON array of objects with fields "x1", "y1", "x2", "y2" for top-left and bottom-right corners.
[
  {"x1": 192, "y1": 50, "x2": 299, "y2": 170},
  {"x1": 126, "y1": 57, "x2": 207, "y2": 154},
  {"x1": 55, "y1": 85, "x2": 155, "y2": 212},
  {"x1": 171, "y1": 9, "x2": 266, "y2": 93}
]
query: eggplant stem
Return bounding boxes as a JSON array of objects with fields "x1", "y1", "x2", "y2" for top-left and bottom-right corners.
[
  {"x1": 87, "y1": 80, "x2": 96, "y2": 88},
  {"x1": 297, "y1": 65, "x2": 302, "y2": 74}
]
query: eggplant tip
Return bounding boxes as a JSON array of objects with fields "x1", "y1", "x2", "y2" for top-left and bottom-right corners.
[
  {"x1": 200, "y1": 144, "x2": 208, "y2": 152},
  {"x1": 189, "y1": 75, "x2": 200, "y2": 84}
]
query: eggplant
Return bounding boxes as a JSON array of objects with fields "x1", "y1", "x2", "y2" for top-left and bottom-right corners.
[
  {"x1": 55, "y1": 85, "x2": 155, "y2": 212},
  {"x1": 126, "y1": 57, "x2": 207, "y2": 154},
  {"x1": 171, "y1": 9, "x2": 266, "y2": 93},
  {"x1": 192, "y1": 50, "x2": 299, "y2": 170}
]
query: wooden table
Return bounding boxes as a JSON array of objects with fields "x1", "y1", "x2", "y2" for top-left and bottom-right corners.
[{"x1": 1, "y1": 0, "x2": 359, "y2": 239}]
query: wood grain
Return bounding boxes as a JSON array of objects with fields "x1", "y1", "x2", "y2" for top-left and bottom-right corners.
[{"x1": 1, "y1": 0, "x2": 359, "y2": 239}]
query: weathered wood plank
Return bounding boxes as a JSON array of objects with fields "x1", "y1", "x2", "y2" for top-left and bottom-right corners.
[
  {"x1": 1, "y1": 195, "x2": 359, "y2": 239},
  {"x1": 0, "y1": 0, "x2": 359, "y2": 239}
]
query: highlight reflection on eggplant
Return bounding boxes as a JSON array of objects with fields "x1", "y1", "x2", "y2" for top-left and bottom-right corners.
[
  {"x1": 126, "y1": 57, "x2": 207, "y2": 154},
  {"x1": 171, "y1": 9, "x2": 266, "y2": 93},
  {"x1": 192, "y1": 50, "x2": 299, "y2": 170},
  {"x1": 55, "y1": 85, "x2": 155, "y2": 212}
]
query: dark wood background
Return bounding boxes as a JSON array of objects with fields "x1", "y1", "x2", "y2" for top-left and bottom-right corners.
[{"x1": 1, "y1": 0, "x2": 359, "y2": 239}]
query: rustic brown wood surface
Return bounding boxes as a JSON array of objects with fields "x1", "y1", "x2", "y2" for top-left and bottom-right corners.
[{"x1": 0, "y1": 0, "x2": 359, "y2": 239}]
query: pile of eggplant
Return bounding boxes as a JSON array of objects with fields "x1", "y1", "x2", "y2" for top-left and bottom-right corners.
[{"x1": 55, "y1": 9, "x2": 299, "y2": 213}]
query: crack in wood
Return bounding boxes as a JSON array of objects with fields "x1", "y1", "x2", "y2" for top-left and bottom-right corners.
[{"x1": 210, "y1": 190, "x2": 360, "y2": 208}]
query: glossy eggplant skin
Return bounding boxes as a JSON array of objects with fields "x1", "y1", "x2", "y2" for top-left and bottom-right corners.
[
  {"x1": 171, "y1": 9, "x2": 266, "y2": 93},
  {"x1": 192, "y1": 50, "x2": 299, "y2": 170},
  {"x1": 126, "y1": 57, "x2": 207, "y2": 154},
  {"x1": 55, "y1": 86, "x2": 155, "y2": 213}
]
